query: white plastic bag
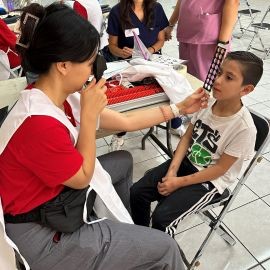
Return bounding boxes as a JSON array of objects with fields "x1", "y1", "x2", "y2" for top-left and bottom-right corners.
[
  {"x1": 121, "y1": 58, "x2": 193, "y2": 103},
  {"x1": 132, "y1": 31, "x2": 152, "y2": 60}
]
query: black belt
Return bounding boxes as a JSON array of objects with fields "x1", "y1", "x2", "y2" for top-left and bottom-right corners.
[{"x1": 5, "y1": 206, "x2": 41, "y2": 223}]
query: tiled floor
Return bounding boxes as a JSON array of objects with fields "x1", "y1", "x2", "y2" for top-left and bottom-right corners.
[{"x1": 96, "y1": 0, "x2": 270, "y2": 269}]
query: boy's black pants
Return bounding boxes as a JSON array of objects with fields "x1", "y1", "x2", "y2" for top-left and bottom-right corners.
[{"x1": 130, "y1": 157, "x2": 220, "y2": 236}]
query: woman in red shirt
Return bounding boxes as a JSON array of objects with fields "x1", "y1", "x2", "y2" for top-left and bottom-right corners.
[
  {"x1": 0, "y1": 3, "x2": 208, "y2": 270},
  {"x1": 0, "y1": 18, "x2": 21, "y2": 68}
]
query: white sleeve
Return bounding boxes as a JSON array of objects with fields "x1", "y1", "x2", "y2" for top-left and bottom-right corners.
[{"x1": 224, "y1": 127, "x2": 256, "y2": 159}]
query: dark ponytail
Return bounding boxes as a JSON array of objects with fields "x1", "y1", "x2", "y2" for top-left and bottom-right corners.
[
  {"x1": 119, "y1": 0, "x2": 157, "y2": 31},
  {"x1": 16, "y1": 3, "x2": 100, "y2": 74}
]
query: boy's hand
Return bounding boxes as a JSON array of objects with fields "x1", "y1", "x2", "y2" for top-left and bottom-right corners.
[{"x1": 158, "y1": 176, "x2": 182, "y2": 196}]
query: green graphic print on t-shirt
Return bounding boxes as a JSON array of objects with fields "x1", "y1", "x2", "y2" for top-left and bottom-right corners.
[{"x1": 187, "y1": 119, "x2": 221, "y2": 167}]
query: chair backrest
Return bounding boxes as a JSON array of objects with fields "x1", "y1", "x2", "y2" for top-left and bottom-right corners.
[
  {"x1": 0, "y1": 50, "x2": 10, "y2": 80},
  {"x1": 251, "y1": 110, "x2": 270, "y2": 151},
  {"x1": 0, "y1": 76, "x2": 26, "y2": 110},
  {"x1": 200, "y1": 109, "x2": 270, "y2": 214},
  {"x1": 259, "y1": 5, "x2": 270, "y2": 25},
  {"x1": 215, "y1": 109, "x2": 270, "y2": 215},
  {"x1": 0, "y1": 76, "x2": 26, "y2": 127},
  {"x1": 0, "y1": 49, "x2": 22, "y2": 80},
  {"x1": 244, "y1": 0, "x2": 257, "y2": 17}
]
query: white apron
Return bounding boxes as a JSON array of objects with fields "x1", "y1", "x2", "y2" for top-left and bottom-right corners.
[{"x1": 0, "y1": 89, "x2": 133, "y2": 269}]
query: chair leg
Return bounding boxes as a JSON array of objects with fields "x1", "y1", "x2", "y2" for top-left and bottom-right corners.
[
  {"x1": 215, "y1": 225, "x2": 236, "y2": 246},
  {"x1": 247, "y1": 29, "x2": 270, "y2": 59},
  {"x1": 200, "y1": 211, "x2": 236, "y2": 245},
  {"x1": 141, "y1": 122, "x2": 174, "y2": 157},
  {"x1": 188, "y1": 226, "x2": 217, "y2": 270},
  {"x1": 247, "y1": 30, "x2": 258, "y2": 51},
  {"x1": 141, "y1": 126, "x2": 155, "y2": 150},
  {"x1": 257, "y1": 34, "x2": 268, "y2": 59},
  {"x1": 177, "y1": 245, "x2": 191, "y2": 269}
]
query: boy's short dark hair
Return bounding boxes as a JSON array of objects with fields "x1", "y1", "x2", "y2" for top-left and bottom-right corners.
[{"x1": 226, "y1": 51, "x2": 263, "y2": 87}]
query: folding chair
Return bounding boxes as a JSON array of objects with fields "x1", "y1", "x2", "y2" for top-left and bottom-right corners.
[
  {"x1": 177, "y1": 109, "x2": 270, "y2": 270},
  {"x1": 247, "y1": 5, "x2": 270, "y2": 59},
  {"x1": 234, "y1": 0, "x2": 261, "y2": 38}
]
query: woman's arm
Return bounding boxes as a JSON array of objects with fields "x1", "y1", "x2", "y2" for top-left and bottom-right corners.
[
  {"x1": 100, "y1": 88, "x2": 208, "y2": 131},
  {"x1": 218, "y1": 0, "x2": 239, "y2": 42},
  {"x1": 164, "y1": 0, "x2": 181, "y2": 41},
  {"x1": 63, "y1": 79, "x2": 108, "y2": 189},
  {"x1": 108, "y1": 35, "x2": 133, "y2": 59},
  {"x1": 148, "y1": 29, "x2": 165, "y2": 54}
]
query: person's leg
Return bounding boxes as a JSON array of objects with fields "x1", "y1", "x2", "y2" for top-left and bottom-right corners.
[
  {"x1": 97, "y1": 150, "x2": 133, "y2": 212},
  {"x1": 171, "y1": 117, "x2": 182, "y2": 129},
  {"x1": 109, "y1": 132, "x2": 126, "y2": 152},
  {"x1": 97, "y1": 220, "x2": 185, "y2": 270},
  {"x1": 151, "y1": 158, "x2": 220, "y2": 235},
  {"x1": 130, "y1": 159, "x2": 171, "y2": 226},
  {"x1": 152, "y1": 182, "x2": 219, "y2": 236},
  {"x1": 6, "y1": 220, "x2": 185, "y2": 270}
]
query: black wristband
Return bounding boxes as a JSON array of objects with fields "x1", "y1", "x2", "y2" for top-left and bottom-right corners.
[
  {"x1": 151, "y1": 46, "x2": 156, "y2": 53},
  {"x1": 217, "y1": 40, "x2": 229, "y2": 45}
]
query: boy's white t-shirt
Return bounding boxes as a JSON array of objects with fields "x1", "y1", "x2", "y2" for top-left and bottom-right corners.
[{"x1": 188, "y1": 98, "x2": 256, "y2": 194}]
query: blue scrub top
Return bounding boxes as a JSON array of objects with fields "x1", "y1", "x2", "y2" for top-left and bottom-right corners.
[{"x1": 107, "y1": 2, "x2": 168, "y2": 49}]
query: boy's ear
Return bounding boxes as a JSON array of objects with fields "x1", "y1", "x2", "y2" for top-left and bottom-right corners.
[{"x1": 240, "y1": 84, "x2": 254, "y2": 97}]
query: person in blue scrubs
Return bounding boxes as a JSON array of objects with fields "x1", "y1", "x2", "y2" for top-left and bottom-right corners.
[
  {"x1": 106, "y1": 0, "x2": 168, "y2": 60},
  {"x1": 104, "y1": 0, "x2": 170, "y2": 151}
]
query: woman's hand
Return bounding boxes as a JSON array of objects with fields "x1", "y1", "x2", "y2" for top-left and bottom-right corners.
[
  {"x1": 121, "y1": 47, "x2": 133, "y2": 58},
  {"x1": 177, "y1": 88, "x2": 209, "y2": 115},
  {"x1": 164, "y1": 26, "x2": 173, "y2": 41},
  {"x1": 80, "y1": 78, "x2": 108, "y2": 118}
]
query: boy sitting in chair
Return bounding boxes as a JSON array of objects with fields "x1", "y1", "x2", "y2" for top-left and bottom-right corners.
[{"x1": 130, "y1": 51, "x2": 263, "y2": 237}]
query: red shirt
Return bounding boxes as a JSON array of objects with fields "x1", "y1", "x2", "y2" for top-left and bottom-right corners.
[
  {"x1": 0, "y1": 18, "x2": 21, "y2": 68},
  {"x1": 0, "y1": 103, "x2": 83, "y2": 215},
  {"x1": 73, "y1": 1, "x2": 88, "y2": 20}
]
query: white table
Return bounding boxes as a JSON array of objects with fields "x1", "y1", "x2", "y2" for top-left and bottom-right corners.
[{"x1": 0, "y1": 74, "x2": 203, "y2": 150}]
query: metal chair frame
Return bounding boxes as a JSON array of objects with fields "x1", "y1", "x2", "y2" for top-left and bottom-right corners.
[
  {"x1": 247, "y1": 5, "x2": 270, "y2": 59},
  {"x1": 235, "y1": 0, "x2": 261, "y2": 38},
  {"x1": 178, "y1": 109, "x2": 270, "y2": 270}
]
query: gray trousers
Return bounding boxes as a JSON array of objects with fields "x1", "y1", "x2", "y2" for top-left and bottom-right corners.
[{"x1": 6, "y1": 150, "x2": 184, "y2": 270}]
